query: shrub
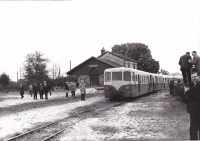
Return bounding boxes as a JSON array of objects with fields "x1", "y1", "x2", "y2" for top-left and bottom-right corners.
[{"x1": 0, "y1": 84, "x2": 3, "y2": 92}]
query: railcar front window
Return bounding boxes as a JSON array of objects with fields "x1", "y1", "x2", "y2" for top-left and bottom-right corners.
[
  {"x1": 105, "y1": 72, "x2": 111, "y2": 82},
  {"x1": 112, "y1": 72, "x2": 122, "y2": 81},
  {"x1": 124, "y1": 71, "x2": 131, "y2": 81}
]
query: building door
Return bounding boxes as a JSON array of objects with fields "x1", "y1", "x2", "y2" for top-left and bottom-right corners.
[
  {"x1": 90, "y1": 68, "x2": 99, "y2": 86},
  {"x1": 90, "y1": 74, "x2": 99, "y2": 85}
]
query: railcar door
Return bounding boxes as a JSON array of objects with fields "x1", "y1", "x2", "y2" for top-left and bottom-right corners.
[
  {"x1": 147, "y1": 76, "x2": 150, "y2": 93},
  {"x1": 149, "y1": 75, "x2": 154, "y2": 92},
  {"x1": 154, "y1": 76, "x2": 158, "y2": 91},
  {"x1": 112, "y1": 71, "x2": 123, "y2": 93},
  {"x1": 132, "y1": 72, "x2": 137, "y2": 96},
  {"x1": 138, "y1": 74, "x2": 140, "y2": 94}
]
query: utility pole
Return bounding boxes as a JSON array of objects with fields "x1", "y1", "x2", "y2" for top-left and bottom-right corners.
[
  {"x1": 70, "y1": 60, "x2": 71, "y2": 81},
  {"x1": 17, "y1": 71, "x2": 18, "y2": 82},
  {"x1": 53, "y1": 64, "x2": 54, "y2": 79},
  {"x1": 20, "y1": 68, "x2": 21, "y2": 79}
]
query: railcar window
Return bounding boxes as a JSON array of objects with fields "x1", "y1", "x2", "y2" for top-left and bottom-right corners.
[
  {"x1": 105, "y1": 72, "x2": 111, "y2": 82},
  {"x1": 112, "y1": 72, "x2": 122, "y2": 81},
  {"x1": 124, "y1": 71, "x2": 131, "y2": 81}
]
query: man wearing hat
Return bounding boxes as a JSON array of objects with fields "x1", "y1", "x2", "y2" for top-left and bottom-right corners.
[
  {"x1": 186, "y1": 73, "x2": 200, "y2": 140},
  {"x1": 179, "y1": 52, "x2": 192, "y2": 85},
  {"x1": 189, "y1": 51, "x2": 200, "y2": 75}
]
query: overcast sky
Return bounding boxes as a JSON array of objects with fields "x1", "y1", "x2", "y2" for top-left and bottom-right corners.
[{"x1": 0, "y1": 0, "x2": 199, "y2": 82}]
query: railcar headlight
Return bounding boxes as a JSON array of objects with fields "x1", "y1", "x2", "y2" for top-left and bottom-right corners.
[
  {"x1": 126, "y1": 85, "x2": 129, "y2": 90},
  {"x1": 106, "y1": 86, "x2": 110, "y2": 90}
]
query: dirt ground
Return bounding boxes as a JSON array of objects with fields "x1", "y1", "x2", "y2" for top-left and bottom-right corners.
[
  {"x1": 57, "y1": 90, "x2": 190, "y2": 141},
  {"x1": 0, "y1": 88, "x2": 105, "y2": 140},
  {"x1": 0, "y1": 89, "x2": 190, "y2": 140}
]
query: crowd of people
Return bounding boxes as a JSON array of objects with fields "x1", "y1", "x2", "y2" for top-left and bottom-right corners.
[
  {"x1": 179, "y1": 50, "x2": 200, "y2": 140},
  {"x1": 19, "y1": 79, "x2": 86, "y2": 101},
  {"x1": 179, "y1": 51, "x2": 200, "y2": 86},
  {"x1": 19, "y1": 81, "x2": 51, "y2": 100}
]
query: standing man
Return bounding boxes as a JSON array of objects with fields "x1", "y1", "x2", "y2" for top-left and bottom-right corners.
[
  {"x1": 33, "y1": 83, "x2": 38, "y2": 99},
  {"x1": 20, "y1": 84, "x2": 24, "y2": 99},
  {"x1": 169, "y1": 80, "x2": 174, "y2": 95},
  {"x1": 179, "y1": 52, "x2": 192, "y2": 85},
  {"x1": 48, "y1": 82, "x2": 51, "y2": 96},
  {"x1": 71, "y1": 81, "x2": 77, "y2": 97},
  {"x1": 44, "y1": 81, "x2": 49, "y2": 99},
  {"x1": 79, "y1": 80, "x2": 86, "y2": 101},
  {"x1": 189, "y1": 51, "x2": 200, "y2": 75},
  {"x1": 65, "y1": 82, "x2": 69, "y2": 97},
  {"x1": 29, "y1": 84, "x2": 33, "y2": 97},
  {"x1": 39, "y1": 83, "x2": 44, "y2": 99},
  {"x1": 186, "y1": 73, "x2": 200, "y2": 140}
]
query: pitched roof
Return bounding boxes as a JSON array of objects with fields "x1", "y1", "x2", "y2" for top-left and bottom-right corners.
[
  {"x1": 66, "y1": 56, "x2": 117, "y2": 74},
  {"x1": 97, "y1": 51, "x2": 135, "y2": 62},
  {"x1": 97, "y1": 58, "x2": 122, "y2": 67}
]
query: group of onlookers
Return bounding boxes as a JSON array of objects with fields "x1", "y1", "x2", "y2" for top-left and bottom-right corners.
[
  {"x1": 19, "y1": 81, "x2": 51, "y2": 100},
  {"x1": 179, "y1": 51, "x2": 200, "y2": 140},
  {"x1": 20, "y1": 79, "x2": 86, "y2": 101},
  {"x1": 179, "y1": 51, "x2": 200, "y2": 86},
  {"x1": 65, "y1": 81, "x2": 77, "y2": 97},
  {"x1": 65, "y1": 80, "x2": 86, "y2": 101}
]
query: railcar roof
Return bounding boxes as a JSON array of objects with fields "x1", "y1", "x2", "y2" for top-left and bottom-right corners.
[
  {"x1": 104, "y1": 67, "x2": 183, "y2": 79},
  {"x1": 105, "y1": 68, "x2": 155, "y2": 76}
]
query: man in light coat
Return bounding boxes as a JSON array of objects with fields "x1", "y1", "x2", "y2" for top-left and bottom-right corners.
[{"x1": 79, "y1": 80, "x2": 86, "y2": 101}]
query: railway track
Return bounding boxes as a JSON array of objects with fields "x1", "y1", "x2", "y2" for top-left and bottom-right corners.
[{"x1": 6, "y1": 101, "x2": 125, "y2": 141}]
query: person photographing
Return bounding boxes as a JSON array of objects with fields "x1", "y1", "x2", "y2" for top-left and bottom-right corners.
[{"x1": 186, "y1": 73, "x2": 200, "y2": 140}]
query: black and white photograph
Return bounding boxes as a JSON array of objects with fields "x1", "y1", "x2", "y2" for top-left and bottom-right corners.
[{"x1": 0, "y1": 0, "x2": 199, "y2": 140}]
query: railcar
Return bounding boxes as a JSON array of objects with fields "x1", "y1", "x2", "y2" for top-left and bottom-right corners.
[{"x1": 104, "y1": 67, "x2": 183, "y2": 99}]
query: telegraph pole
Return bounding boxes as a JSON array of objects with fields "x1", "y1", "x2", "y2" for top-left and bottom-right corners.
[
  {"x1": 17, "y1": 71, "x2": 18, "y2": 82},
  {"x1": 19, "y1": 68, "x2": 21, "y2": 79},
  {"x1": 70, "y1": 60, "x2": 71, "y2": 81}
]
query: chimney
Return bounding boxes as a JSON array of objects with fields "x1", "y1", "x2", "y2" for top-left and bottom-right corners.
[{"x1": 101, "y1": 47, "x2": 105, "y2": 55}]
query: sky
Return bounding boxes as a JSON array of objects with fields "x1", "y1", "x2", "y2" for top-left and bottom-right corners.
[{"x1": 0, "y1": 0, "x2": 199, "y2": 82}]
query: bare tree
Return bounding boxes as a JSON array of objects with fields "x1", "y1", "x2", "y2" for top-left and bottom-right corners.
[{"x1": 49, "y1": 63, "x2": 61, "y2": 79}]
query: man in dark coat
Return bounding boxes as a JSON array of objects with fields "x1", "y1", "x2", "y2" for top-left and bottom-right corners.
[
  {"x1": 20, "y1": 84, "x2": 24, "y2": 99},
  {"x1": 70, "y1": 81, "x2": 77, "y2": 97},
  {"x1": 190, "y1": 51, "x2": 200, "y2": 75},
  {"x1": 33, "y1": 83, "x2": 38, "y2": 99},
  {"x1": 39, "y1": 83, "x2": 44, "y2": 99},
  {"x1": 179, "y1": 52, "x2": 192, "y2": 85},
  {"x1": 186, "y1": 73, "x2": 200, "y2": 140},
  {"x1": 169, "y1": 80, "x2": 174, "y2": 95},
  {"x1": 65, "y1": 82, "x2": 69, "y2": 97}
]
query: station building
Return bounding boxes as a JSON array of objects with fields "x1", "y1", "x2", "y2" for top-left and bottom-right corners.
[{"x1": 66, "y1": 48, "x2": 137, "y2": 87}]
